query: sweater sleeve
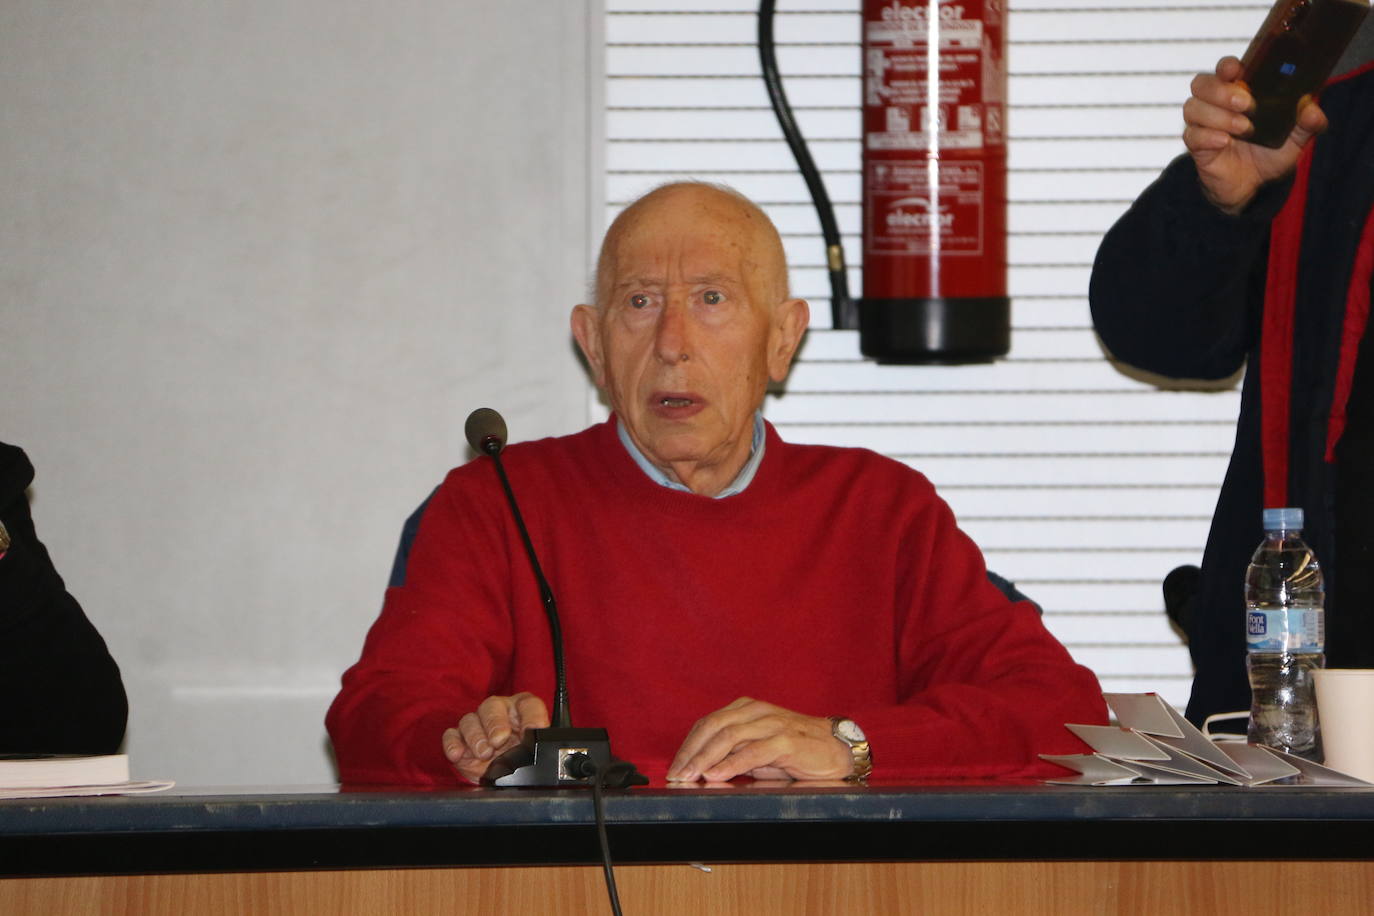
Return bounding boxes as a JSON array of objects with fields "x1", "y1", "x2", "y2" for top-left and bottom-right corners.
[
  {"x1": 1089, "y1": 154, "x2": 1290, "y2": 381},
  {"x1": 849, "y1": 485, "x2": 1109, "y2": 780},
  {"x1": 326, "y1": 464, "x2": 518, "y2": 786}
]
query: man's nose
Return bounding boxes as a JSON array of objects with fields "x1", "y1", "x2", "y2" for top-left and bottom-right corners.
[{"x1": 653, "y1": 300, "x2": 693, "y2": 365}]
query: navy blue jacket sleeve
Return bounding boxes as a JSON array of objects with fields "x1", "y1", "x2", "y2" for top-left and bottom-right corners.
[{"x1": 1089, "y1": 155, "x2": 1292, "y2": 380}]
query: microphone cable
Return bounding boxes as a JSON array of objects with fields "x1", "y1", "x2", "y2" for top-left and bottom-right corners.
[{"x1": 566, "y1": 754, "x2": 633, "y2": 916}]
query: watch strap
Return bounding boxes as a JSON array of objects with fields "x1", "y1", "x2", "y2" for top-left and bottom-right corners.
[{"x1": 829, "y1": 716, "x2": 872, "y2": 782}]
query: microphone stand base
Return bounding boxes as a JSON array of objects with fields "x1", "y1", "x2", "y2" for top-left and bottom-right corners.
[{"x1": 481, "y1": 727, "x2": 647, "y2": 788}]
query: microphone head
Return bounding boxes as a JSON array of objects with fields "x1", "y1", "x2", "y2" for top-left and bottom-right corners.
[{"x1": 465, "y1": 407, "x2": 508, "y2": 456}]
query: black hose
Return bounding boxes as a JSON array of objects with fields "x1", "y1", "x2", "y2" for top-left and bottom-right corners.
[
  {"x1": 560, "y1": 758, "x2": 626, "y2": 916},
  {"x1": 758, "y1": 0, "x2": 858, "y2": 330}
]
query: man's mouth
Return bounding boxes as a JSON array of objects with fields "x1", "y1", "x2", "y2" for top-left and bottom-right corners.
[{"x1": 651, "y1": 392, "x2": 704, "y2": 418}]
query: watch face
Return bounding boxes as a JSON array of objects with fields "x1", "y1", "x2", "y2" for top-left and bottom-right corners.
[{"x1": 837, "y1": 719, "x2": 866, "y2": 743}]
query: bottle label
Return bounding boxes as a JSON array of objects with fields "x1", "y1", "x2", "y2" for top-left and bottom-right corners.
[{"x1": 1246, "y1": 608, "x2": 1325, "y2": 653}]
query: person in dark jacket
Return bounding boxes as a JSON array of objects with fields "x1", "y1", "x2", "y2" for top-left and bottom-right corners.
[
  {"x1": 0, "y1": 442, "x2": 127, "y2": 753},
  {"x1": 1089, "y1": 38, "x2": 1374, "y2": 726}
]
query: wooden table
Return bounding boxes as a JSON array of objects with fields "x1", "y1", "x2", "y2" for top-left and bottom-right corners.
[{"x1": 3, "y1": 781, "x2": 1373, "y2": 914}]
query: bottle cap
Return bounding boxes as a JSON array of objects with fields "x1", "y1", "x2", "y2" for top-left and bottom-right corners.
[{"x1": 1263, "y1": 507, "x2": 1304, "y2": 532}]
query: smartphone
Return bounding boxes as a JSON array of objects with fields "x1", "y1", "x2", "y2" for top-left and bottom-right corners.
[{"x1": 1239, "y1": 0, "x2": 1370, "y2": 148}]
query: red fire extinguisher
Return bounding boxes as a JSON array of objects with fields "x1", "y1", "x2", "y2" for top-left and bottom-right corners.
[{"x1": 760, "y1": 0, "x2": 1010, "y2": 364}]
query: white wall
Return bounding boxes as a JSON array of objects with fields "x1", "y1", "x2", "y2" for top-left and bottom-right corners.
[{"x1": 1, "y1": 1, "x2": 600, "y2": 785}]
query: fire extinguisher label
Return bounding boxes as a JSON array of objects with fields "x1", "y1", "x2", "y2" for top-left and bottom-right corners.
[
  {"x1": 861, "y1": 0, "x2": 1007, "y2": 297},
  {"x1": 863, "y1": 3, "x2": 999, "y2": 153},
  {"x1": 867, "y1": 161, "x2": 985, "y2": 256}
]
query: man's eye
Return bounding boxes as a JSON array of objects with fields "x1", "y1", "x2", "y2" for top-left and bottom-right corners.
[
  {"x1": 630, "y1": 294, "x2": 650, "y2": 309},
  {"x1": 702, "y1": 290, "x2": 723, "y2": 305}
]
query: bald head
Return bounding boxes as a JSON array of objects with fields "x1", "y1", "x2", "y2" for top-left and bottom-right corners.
[
  {"x1": 594, "y1": 182, "x2": 791, "y2": 311},
  {"x1": 570, "y1": 181, "x2": 809, "y2": 497}
]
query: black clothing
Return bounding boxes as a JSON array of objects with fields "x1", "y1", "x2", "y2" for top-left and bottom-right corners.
[
  {"x1": 0, "y1": 442, "x2": 127, "y2": 754},
  {"x1": 1334, "y1": 308, "x2": 1374, "y2": 672},
  {"x1": 1090, "y1": 65, "x2": 1374, "y2": 725}
]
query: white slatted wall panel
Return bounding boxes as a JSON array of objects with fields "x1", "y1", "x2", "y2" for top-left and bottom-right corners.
[{"x1": 603, "y1": 0, "x2": 1266, "y2": 709}]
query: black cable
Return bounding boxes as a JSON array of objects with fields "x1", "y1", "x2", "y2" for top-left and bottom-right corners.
[
  {"x1": 488, "y1": 451, "x2": 571, "y2": 728},
  {"x1": 591, "y1": 769, "x2": 624, "y2": 916},
  {"x1": 758, "y1": 0, "x2": 858, "y2": 330},
  {"x1": 567, "y1": 754, "x2": 625, "y2": 916}
]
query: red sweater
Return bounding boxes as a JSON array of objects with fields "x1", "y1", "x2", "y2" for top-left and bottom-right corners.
[{"x1": 326, "y1": 420, "x2": 1104, "y2": 784}]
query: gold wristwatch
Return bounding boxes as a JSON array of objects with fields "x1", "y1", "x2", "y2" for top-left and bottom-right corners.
[
  {"x1": 0, "y1": 519, "x2": 9, "y2": 558},
  {"x1": 829, "y1": 716, "x2": 872, "y2": 782}
]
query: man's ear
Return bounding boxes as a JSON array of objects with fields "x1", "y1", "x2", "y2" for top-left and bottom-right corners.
[
  {"x1": 571, "y1": 304, "x2": 607, "y2": 388},
  {"x1": 767, "y1": 297, "x2": 810, "y2": 383}
]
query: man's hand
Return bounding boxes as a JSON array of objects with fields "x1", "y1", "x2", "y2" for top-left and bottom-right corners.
[
  {"x1": 441, "y1": 692, "x2": 550, "y2": 784},
  {"x1": 1184, "y1": 55, "x2": 1327, "y2": 214},
  {"x1": 666, "y1": 697, "x2": 853, "y2": 783}
]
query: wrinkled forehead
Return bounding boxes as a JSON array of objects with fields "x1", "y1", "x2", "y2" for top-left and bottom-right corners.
[{"x1": 596, "y1": 187, "x2": 787, "y2": 302}]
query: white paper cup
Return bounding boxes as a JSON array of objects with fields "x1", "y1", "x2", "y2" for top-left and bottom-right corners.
[{"x1": 1313, "y1": 668, "x2": 1374, "y2": 781}]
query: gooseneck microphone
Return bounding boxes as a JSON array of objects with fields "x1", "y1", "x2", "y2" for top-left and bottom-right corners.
[
  {"x1": 464, "y1": 407, "x2": 570, "y2": 728},
  {"x1": 464, "y1": 408, "x2": 644, "y2": 789}
]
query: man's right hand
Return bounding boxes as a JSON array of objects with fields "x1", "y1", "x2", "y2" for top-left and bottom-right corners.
[
  {"x1": 1183, "y1": 55, "x2": 1327, "y2": 215},
  {"x1": 441, "y1": 692, "x2": 550, "y2": 784}
]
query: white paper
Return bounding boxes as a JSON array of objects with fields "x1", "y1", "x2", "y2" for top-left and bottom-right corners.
[
  {"x1": 0, "y1": 780, "x2": 176, "y2": 800},
  {"x1": 1047, "y1": 693, "x2": 1374, "y2": 788}
]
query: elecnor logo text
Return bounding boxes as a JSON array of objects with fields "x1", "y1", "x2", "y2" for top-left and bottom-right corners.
[
  {"x1": 887, "y1": 197, "x2": 954, "y2": 229},
  {"x1": 881, "y1": 0, "x2": 964, "y2": 21}
]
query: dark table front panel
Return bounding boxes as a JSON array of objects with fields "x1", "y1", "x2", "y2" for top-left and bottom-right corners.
[{"x1": 4, "y1": 781, "x2": 1374, "y2": 877}]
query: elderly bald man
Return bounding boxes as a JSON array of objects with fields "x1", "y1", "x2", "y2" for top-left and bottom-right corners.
[{"x1": 327, "y1": 183, "x2": 1105, "y2": 785}]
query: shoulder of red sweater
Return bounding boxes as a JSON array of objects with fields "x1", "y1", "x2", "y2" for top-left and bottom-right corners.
[
  {"x1": 434, "y1": 419, "x2": 616, "y2": 494},
  {"x1": 501, "y1": 420, "x2": 610, "y2": 459},
  {"x1": 765, "y1": 422, "x2": 937, "y2": 491}
]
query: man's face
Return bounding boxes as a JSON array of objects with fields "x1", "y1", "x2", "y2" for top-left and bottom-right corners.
[{"x1": 571, "y1": 187, "x2": 807, "y2": 495}]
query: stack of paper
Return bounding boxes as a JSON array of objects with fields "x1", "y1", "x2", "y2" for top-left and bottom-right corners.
[
  {"x1": 0, "y1": 754, "x2": 174, "y2": 799},
  {"x1": 1043, "y1": 693, "x2": 1372, "y2": 787}
]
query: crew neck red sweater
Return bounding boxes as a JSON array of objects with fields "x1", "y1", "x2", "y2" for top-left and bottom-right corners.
[{"x1": 327, "y1": 420, "x2": 1104, "y2": 784}]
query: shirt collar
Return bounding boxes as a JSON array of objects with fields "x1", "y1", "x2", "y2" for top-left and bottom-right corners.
[{"x1": 616, "y1": 411, "x2": 766, "y2": 498}]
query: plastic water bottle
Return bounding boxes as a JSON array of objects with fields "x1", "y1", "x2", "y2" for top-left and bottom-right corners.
[{"x1": 1245, "y1": 506, "x2": 1325, "y2": 759}]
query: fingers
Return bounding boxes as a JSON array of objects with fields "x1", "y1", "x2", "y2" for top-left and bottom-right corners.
[
  {"x1": 1184, "y1": 69, "x2": 1252, "y2": 148},
  {"x1": 442, "y1": 692, "x2": 550, "y2": 784},
  {"x1": 459, "y1": 710, "x2": 496, "y2": 760},
  {"x1": 1189, "y1": 54, "x2": 1327, "y2": 155},
  {"x1": 513, "y1": 692, "x2": 552, "y2": 732},
  {"x1": 442, "y1": 726, "x2": 464, "y2": 763},
  {"x1": 678, "y1": 715, "x2": 781, "y2": 783},
  {"x1": 1182, "y1": 55, "x2": 1301, "y2": 215},
  {"x1": 473, "y1": 691, "x2": 549, "y2": 747},
  {"x1": 1289, "y1": 95, "x2": 1329, "y2": 148},
  {"x1": 1214, "y1": 55, "x2": 1244, "y2": 83},
  {"x1": 1182, "y1": 120, "x2": 1242, "y2": 160},
  {"x1": 476, "y1": 695, "x2": 518, "y2": 747},
  {"x1": 442, "y1": 725, "x2": 489, "y2": 784},
  {"x1": 441, "y1": 712, "x2": 510, "y2": 784},
  {"x1": 667, "y1": 698, "x2": 849, "y2": 783},
  {"x1": 667, "y1": 696, "x2": 760, "y2": 781},
  {"x1": 696, "y1": 728, "x2": 796, "y2": 783}
]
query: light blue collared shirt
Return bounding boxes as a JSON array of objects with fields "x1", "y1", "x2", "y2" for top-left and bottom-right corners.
[{"x1": 616, "y1": 411, "x2": 766, "y2": 498}]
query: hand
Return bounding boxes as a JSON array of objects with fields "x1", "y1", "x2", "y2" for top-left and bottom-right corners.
[
  {"x1": 666, "y1": 697, "x2": 853, "y2": 783},
  {"x1": 441, "y1": 692, "x2": 550, "y2": 784},
  {"x1": 1183, "y1": 56, "x2": 1327, "y2": 214}
]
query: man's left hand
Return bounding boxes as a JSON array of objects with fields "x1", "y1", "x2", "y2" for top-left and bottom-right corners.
[{"x1": 666, "y1": 697, "x2": 852, "y2": 782}]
